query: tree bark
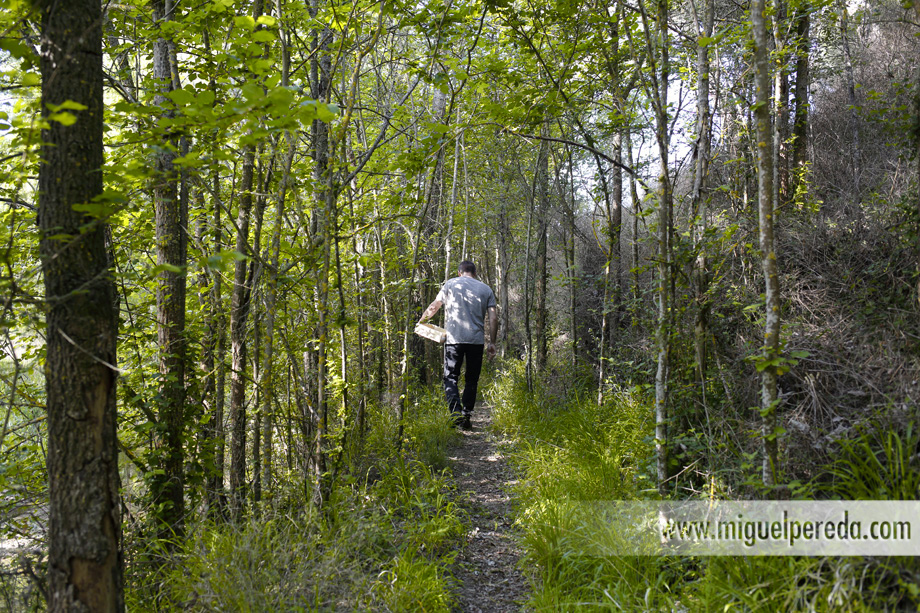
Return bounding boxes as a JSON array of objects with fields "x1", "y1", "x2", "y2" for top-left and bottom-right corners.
[
  {"x1": 773, "y1": 0, "x2": 790, "y2": 205},
  {"x1": 309, "y1": 0, "x2": 333, "y2": 506},
  {"x1": 753, "y1": 0, "x2": 782, "y2": 487},
  {"x1": 228, "y1": 0, "x2": 265, "y2": 519},
  {"x1": 228, "y1": 147, "x2": 255, "y2": 519},
  {"x1": 151, "y1": 0, "x2": 187, "y2": 539},
  {"x1": 38, "y1": 0, "x2": 124, "y2": 608},
  {"x1": 839, "y1": 2, "x2": 860, "y2": 191},
  {"x1": 534, "y1": 125, "x2": 550, "y2": 372},
  {"x1": 639, "y1": 0, "x2": 673, "y2": 496},
  {"x1": 692, "y1": 0, "x2": 714, "y2": 389},
  {"x1": 791, "y1": 3, "x2": 810, "y2": 187}
]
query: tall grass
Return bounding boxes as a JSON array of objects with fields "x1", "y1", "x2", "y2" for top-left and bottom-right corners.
[
  {"x1": 123, "y1": 388, "x2": 465, "y2": 612},
  {"x1": 489, "y1": 359, "x2": 920, "y2": 611}
]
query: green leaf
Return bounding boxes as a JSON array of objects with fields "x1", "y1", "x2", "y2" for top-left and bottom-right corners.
[
  {"x1": 166, "y1": 88, "x2": 195, "y2": 106},
  {"x1": 48, "y1": 112, "x2": 78, "y2": 126},
  {"x1": 698, "y1": 36, "x2": 717, "y2": 47},
  {"x1": 22, "y1": 72, "x2": 39, "y2": 86},
  {"x1": 234, "y1": 15, "x2": 256, "y2": 30},
  {"x1": 47, "y1": 100, "x2": 88, "y2": 112},
  {"x1": 151, "y1": 263, "x2": 183, "y2": 274},
  {"x1": 256, "y1": 15, "x2": 277, "y2": 26},
  {"x1": 252, "y1": 30, "x2": 275, "y2": 43}
]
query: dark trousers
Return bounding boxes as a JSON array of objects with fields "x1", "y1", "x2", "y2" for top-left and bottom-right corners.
[{"x1": 443, "y1": 343, "x2": 484, "y2": 417}]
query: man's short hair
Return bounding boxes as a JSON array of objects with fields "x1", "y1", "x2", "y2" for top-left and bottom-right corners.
[{"x1": 458, "y1": 260, "x2": 476, "y2": 275}]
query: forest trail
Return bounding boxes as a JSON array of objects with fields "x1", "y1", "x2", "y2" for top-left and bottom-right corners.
[{"x1": 449, "y1": 404, "x2": 530, "y2": 612}]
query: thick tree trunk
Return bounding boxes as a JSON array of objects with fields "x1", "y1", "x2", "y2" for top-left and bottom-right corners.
[
  {"x1": 151, "y1": 0, "x2": 187, "y2": 539},
  {"x1": 38, "y1": 0, "x2": 124, "y2": 609},
  {"x1": 753, "y1": 0, "x2": 782, "y2": 487}
]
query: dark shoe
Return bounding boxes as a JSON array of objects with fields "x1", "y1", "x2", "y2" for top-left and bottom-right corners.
[
  {"x1": 460, "y1": 415, "x2": 472, "y2": 430},
  {"x1": 451, "y1": 412, "x2": 464, "y2": 428}
]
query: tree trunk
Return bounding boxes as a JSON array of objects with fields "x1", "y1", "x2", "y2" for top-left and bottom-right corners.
[
  {"x1": 840, "y1": 2, "x2": 860, "y2": 191},
  {"x1": 641, "y1": 0, "x2": 673, "y2": 496},
  {"x1": 773, "y1": 0, "x2": 790, "y2": 205},
  {"x1": 791, "y1": 3, "x2": 810, "y2": 189},
  {"x1": 628, "y1": 131, "x2": 641, "y2": 303},
  {"x1": 534, "y1": 126, "x2": 550, "y2": 372},
  {"x1": 228, "y1": 148, "x2": 255, "y2": 519},
  {"x1": 151, "y1": 0, "x2": 187, "y2": 539},
  {"x1": 209, "y1": 167, "x2": 227, "y2": 515},
  {"x1": 753, "y1": 0, "x2": 782, "y2": 488},
  {"x1": 38, "y1": 0, "x2": 124, "y2": 608},
  {"x1": 309, "y1": 0, "x2": 333, "y2": 505},
  {"x1": 914, "y1": 2, "x2": 920, "y2": 311},
  {"x1": 228, "y1": 0, "x2": 265, "y2": 519},
  {"x1": 692, "y1": 0, "x2": 714, "y2": 389}
]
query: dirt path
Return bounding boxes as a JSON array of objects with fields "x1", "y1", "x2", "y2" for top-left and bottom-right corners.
[{"x1": 449, "y1": 404, "x2": 530, "y2": 612}]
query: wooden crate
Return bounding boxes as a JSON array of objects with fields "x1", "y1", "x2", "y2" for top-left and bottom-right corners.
[{"x1": 414, "y1": 322, "x2": 447, "y2": 343}]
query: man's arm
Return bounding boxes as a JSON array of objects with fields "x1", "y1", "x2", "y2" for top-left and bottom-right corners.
[
  {"x1": 419, "y1": 299, "x2": 442, "y2": 323},
  {"x1": 486, "y1": 306, "x2": 498, "y2": 358}
]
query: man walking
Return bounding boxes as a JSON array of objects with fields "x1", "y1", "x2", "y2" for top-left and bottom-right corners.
[{"x1": 419, "y1": 261, "x2": 498, "y2": 430}]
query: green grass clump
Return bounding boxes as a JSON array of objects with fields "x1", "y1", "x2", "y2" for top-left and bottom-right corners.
[{"x1": 826, "y1": 422, "x2": 920, "y2": 501}]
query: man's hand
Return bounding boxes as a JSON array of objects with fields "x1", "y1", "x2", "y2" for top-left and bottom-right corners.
[{"x1": 487, "y1": 342, "x2": 497, "y2": 359}]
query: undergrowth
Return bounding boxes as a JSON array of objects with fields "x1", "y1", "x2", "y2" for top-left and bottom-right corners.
[
  {"x1": 122, "y1": 388, "x2": 465, "y2": 612},
  {"x1": 489, "y1": 357, "x2": 920, "y2": 611}
]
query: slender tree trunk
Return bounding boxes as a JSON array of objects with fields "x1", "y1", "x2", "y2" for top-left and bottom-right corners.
[
  {"x1": 773, "y1": 0, "x2": 790, "y2": 205},
  {"x1": 609, "y1": 134, "x2": 623, "y2": 345},
  {"x1": 692, "y1": 0, "x2": 714, "y2": 388},
  {"x1": 229, "y1": 148, "x2": 255, "y2": 518},
  {"x1": 639, "y1": 0, "x2": 673, "y2": 496},
  {"x1": 444, "y1": 120, "x2": 462, "y2": 282},
  {"x1": 309, "y1": 0, "x2": 333, "y2": 505},
  {"x1": 839, "y1": 2, "x2": 860, "y2": 191},
  {"x1": 499, "y1": 197, "x2": 511, "y2": 359},
  {"x1": 151, "y1": 0, "x2": 186, "y2": 538},
  {"x1": 199, "y1": 30, "x2": 226, "y2": 516},
  {"x1": 792, "y1": 3, "x2": 810, "y2": 191},
  {"x1": 534, "y1": 125, "x2": 550, "y2": 372},
  {"x1": 914, "y1": 3, "x2": 920, "y2": 311},
  {"x1": 195, "y1": 213, "x2": 217, "y2": 505},
  {"x1": 38, "y1": 0, "x2": 124, "y2": 608},
  {"x1": 595, "y1": 164, "x2": 613, "y2": 405},
  {"x1": 560, "y1": 148, "x2": 578, "y2": 365},
  {"x1": 259, "y1": 2, "x2": 294, "y2": 499},
  {"x1": 628, "y1": 131, "x2": 641, "y2": 303},
  {"x1": 753, "y1": 0, "x2": 782, "y2": 487}
]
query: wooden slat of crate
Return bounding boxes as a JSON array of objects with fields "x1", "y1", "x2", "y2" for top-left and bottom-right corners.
[{"x1": 414, "y1": 322, "x2": 447, "y2": 343}]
